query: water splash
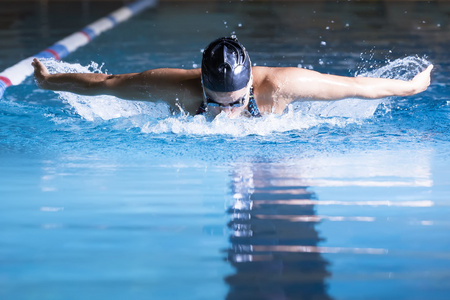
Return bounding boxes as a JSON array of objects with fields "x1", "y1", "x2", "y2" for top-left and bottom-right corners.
[
  {"x1": 294, "y1": 56, "x2": 431, "y2": 118},
  {"x1": 42, "y1": 56, "x2": 430, "y2": 136},
  {"x1": 140, "y1": 108, "x2": 359, "y2": 136},
  {"x1": 356, "y1": 55, "x2": 430, "y2": 80},
  {"x1": 42, "y1": 59, "x2": 171, "y2": 122}
]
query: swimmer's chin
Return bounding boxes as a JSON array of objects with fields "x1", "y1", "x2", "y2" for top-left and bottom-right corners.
[{"x1": 225, "y1": 108, "x2": 243, "y2": 119}]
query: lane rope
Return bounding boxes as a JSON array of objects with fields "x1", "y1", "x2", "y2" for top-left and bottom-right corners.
[{"x1": 0, "y1": 0, "x2": 157, "y2": 99}]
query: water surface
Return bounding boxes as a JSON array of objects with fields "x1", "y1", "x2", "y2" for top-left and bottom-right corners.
[{"x1": 1, "y1": 1, "x2": 450, "y2": 300}]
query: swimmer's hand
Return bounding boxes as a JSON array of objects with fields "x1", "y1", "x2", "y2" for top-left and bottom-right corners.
[
  {"x1": 410, "y1": 64, "x2": 433, "y2": 95},
  {"x1": 31, "y1": 58, "x2": 50, "y2": 89}
]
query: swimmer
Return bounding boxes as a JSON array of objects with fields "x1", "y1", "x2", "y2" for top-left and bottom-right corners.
[{"x1": 32, "y1": 36, "x2": 433, "y2": 118}]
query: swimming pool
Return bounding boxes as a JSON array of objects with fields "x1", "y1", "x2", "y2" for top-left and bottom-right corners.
[{"x1": 1, "y1": 1, "x2": 450, "y2": 299}]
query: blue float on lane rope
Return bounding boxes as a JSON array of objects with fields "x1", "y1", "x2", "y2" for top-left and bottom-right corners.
[{"x1": 0, "y1": 0, "x2": 157, "y2": 99}]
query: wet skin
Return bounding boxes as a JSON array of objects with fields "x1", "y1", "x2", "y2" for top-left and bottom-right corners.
[{"x1": 32, "y1": 58, "x2": 433, "y2": 117}]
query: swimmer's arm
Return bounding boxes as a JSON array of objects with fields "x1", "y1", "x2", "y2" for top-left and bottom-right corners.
[
  {"x1": 32, "y1": 58, "x2": 123, "y2": 96},
  {"x1": 276, "y1": 65, "x2": 433, "y2": 103},
  {"x1": 32, "y1": 58, "x2": 202, "y2": 102}
]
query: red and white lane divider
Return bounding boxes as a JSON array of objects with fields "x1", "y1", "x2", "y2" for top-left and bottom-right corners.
[{"x1": 0, "y1": 0, "x2": 157, "y2": 99}]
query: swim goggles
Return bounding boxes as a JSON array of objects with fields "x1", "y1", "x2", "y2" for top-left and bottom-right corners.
[{"x1": 204, "y1": 93, "x2": 247, "y2": 108}]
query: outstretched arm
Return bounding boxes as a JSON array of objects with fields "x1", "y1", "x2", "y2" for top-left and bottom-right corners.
[
  {"x1": 32, "y1": 58, "x2": 122, "y2": 96},
  {"x1": 272, "y1": 64, "x2": 433, "y2": 104},
  {"x1": 32, "y1": 58, "x2": 203, "y2": 107}
]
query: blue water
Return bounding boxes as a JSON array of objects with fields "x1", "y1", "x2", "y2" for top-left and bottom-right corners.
[{"x1": 1, "y1": 2, "x2": 450, "y2": 300}]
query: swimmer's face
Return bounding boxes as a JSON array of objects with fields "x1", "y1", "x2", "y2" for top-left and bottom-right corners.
[{"x1": 203, "y1": 83, "x2": 251, "y2": 118}]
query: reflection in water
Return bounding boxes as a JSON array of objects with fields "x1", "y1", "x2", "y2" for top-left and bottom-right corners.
[{"x1": 225, "y1": 164, "x2": 333, "y2": 300}]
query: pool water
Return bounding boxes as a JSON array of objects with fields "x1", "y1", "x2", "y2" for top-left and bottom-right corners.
[{"x1": 1, "y1": 1, "x2": 450, "y2": 300}]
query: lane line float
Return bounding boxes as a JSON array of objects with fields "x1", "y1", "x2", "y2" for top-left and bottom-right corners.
[{"x1": 0, "y1": 0, "x2": 157, "y2": 99}]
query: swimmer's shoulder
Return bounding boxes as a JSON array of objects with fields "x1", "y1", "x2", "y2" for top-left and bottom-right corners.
[
  {"x1": 251, "y1": 67, "x2": 279, "y2": 112},
  {"x1": 252, "y1": 65, "x2": 318, "y2": 93},
  {"x1": 252, "y1": 66, "x2": 274, "y2": 87},
  {"x1": 252, "y1": 66, "x2": 313, "y2": 113},
  {"x1": 139, "y1": 67, "x2": 202, "y2": 93},
  {"x1": 253, "y1": 65, "x2": 314, "y2": 78},
  {"x1": 252, "y1": 66, "x2": 283, "y2": 93},
  {"x1": 252, "y1": 66, "x2": 271, "y2": 78}
]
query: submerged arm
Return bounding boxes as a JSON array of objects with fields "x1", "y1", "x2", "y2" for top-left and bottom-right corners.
[{"x1": 275, "y1": 65, "x2": 433, "y2": 104}]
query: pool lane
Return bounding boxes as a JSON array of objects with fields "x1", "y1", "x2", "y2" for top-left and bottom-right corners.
[{"x1": 0, "y1": 0, "x2": 157, "y2": 99}]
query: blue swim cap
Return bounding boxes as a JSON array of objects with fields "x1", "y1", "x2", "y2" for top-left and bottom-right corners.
[{"x1": 201, "y1": 37, "x2": 251, "y2": 92}]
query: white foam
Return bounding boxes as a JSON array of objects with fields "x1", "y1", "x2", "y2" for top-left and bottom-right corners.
[
  {"x1": 44, "y1": 56, "x2": 431, "y2": 135},
  {"x1": 294, "y1": 56, "x2": 431, "y2": 118},
  {"x1": 43, "y1": 59, "x2": 171, "y2": 121},
  {"x1": 140, "y1": 108, "x2": 357, "y2": 136}
]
